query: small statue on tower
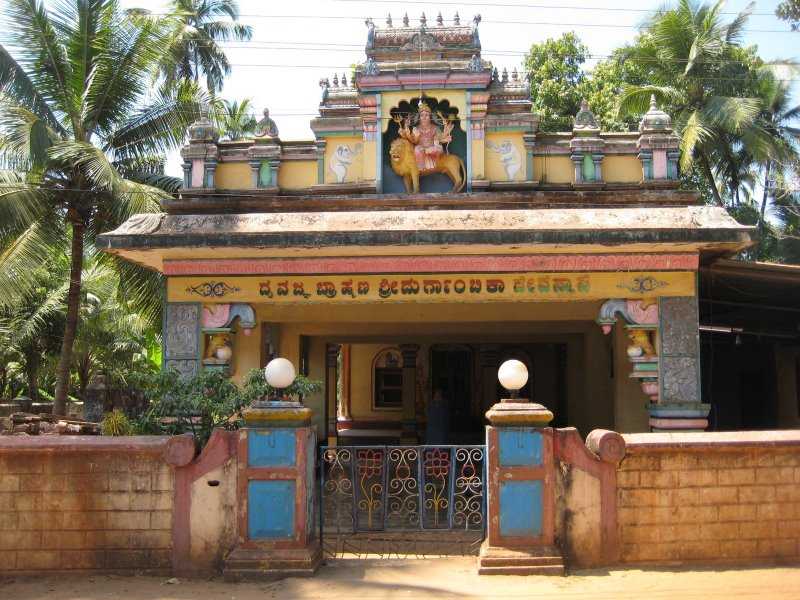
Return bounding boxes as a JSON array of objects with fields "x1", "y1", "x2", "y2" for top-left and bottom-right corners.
[{"x1": 254, "y1": 108, "x2": 279, "y2": 138}]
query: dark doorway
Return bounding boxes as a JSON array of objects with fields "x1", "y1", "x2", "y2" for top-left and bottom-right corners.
[{"x1": 430, "y1": 346, "x2": 478, "y2": 444}]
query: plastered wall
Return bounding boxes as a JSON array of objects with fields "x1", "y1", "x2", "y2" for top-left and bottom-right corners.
[
  {"x1": 277, "y1": 160, "x2": 316, "y2": 189},
  {"x1": 603, "y1": 156, "x2": 643, "y2": 183},
  {"x1": 214, "y1": 162, "x2": 251, "y2": 190},
  {"x1": 534, "y1": 155, "x2": 574, "y2": 184}
]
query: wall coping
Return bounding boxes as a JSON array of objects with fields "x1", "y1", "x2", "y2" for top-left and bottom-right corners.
[
  {"x1": 0, "y1": 434, "x2": 195, "y2": 466},
  {"x1": 622, "y1": 430, "x2": 800, "y2": 454}
]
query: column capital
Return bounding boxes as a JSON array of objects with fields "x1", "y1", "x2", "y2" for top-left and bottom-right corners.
[
  {"x1": 485, "y1": 401, "x2": 553, "y2": 427},
  {"x1": 326, "y1": 343, "x2": 340, "y2": 367},
  {"x1": 399, "y1": 344, "x2": 420, "y2": 367}
]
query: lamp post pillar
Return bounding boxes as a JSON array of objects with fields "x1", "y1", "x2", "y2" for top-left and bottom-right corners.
[
  {"x1": 224, "y1": 362, "x2": 321, "y2": 581},
  {"x1": 478, "y1": 363, "x2": 565, "y2": 575}
]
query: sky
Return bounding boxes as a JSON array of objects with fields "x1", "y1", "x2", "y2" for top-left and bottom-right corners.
[{"x1": 115, "y1": 0, "x2": 798, "y2": 175}]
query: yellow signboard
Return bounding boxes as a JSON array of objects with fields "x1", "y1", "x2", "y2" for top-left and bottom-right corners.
[{"x1": 167, "y1": 271, "x2": 695, "y2": 304}]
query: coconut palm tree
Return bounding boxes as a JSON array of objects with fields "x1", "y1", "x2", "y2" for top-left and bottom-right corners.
[
  {"x1": 755, "y1": 73, "x2": 800, "y2": 227},
  {"x1": 214, "y1": 98, "x2": 257, "y2": 140},
  {"x1": 0, "y1": 246, "x2": 69, "y2": 403},
  {"x1": 618, "y1": 0, "x2": 767, "y2": 206},
  {"x1": 71, "y1": 256, "x2": 159, "y2": 399},
  {"x1": 0, "y1": 0, "x2": 201, "y2": 414},
  {"x1": 162, "y1": 0, "x2": 252, "y2": 93}
]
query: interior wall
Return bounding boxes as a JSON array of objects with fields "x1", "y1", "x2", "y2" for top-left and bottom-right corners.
[
  {"x1": 702, "y1": 334, "x2": 780, "y2": 430},
  {"x1": 245, "y1": 301, "x2": 627, "y2": 438},
  {"x1": 612, "y1": 318, "x2": 650, "y2": 433},
  {"x1": 775, "y1": 346, "x2": 800, "y2": 429},
  {"x1": 348, "y1": 343, "x2": 407, "y2": 420}
]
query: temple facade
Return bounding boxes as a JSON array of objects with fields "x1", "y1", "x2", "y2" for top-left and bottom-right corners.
[{"x1": 98, "y1": 13, "x2": 754, "y2": 444}]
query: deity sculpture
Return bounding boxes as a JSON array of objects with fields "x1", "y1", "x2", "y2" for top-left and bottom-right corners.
[
  {"x1": 389, "y1": 101, "x2": 465, "y2": 193},
  {"x1": 254, "y1": 108, "x2": 279, "y2": 138},
  {"x1": 396, "y1": 101, "x2": 452, "y2": 170}
]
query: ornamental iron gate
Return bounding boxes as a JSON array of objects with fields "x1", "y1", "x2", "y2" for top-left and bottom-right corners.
[{"x1": 319, "y1": 445, "x2": 486, "y2": 558}]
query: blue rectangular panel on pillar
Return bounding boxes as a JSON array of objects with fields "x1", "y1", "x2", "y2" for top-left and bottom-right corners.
[
  {"x1": 248, "y1": 480, "x2": 295, "y2": 538},
  {"x1": 499, "y1": 480, "x2": 543, "y2": 537},
  {"x1": 498, "y1": 429, "x2": 542, "y2": 466},
  {"x1": 248, "y1": 429, "x2": 296, "y2": 467}
]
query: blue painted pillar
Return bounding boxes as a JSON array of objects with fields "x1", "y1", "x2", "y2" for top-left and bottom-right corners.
[
  {"x1": 478, "y1": 399, "x2": 564, "y2": 575},
  {"x1": 223, "y1": 400, "x2": 320, "y2": 581}
]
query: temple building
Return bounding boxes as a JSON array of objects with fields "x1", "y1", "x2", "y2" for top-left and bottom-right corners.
[{"x1": 98, "y1": 13, "x2": 758, "y2": 444}]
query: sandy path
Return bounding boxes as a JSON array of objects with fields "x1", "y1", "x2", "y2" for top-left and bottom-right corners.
[{"x1": 3, "y1": 558, "x2": 800, "y2": 600}]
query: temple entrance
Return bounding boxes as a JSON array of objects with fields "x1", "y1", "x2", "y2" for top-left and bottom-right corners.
[
  {"x1": 319, "y1": 443, "x2": 486, "y2": 558},
  {"x1": 429, "y1": 345, "x2": 477, "y2": 444}
]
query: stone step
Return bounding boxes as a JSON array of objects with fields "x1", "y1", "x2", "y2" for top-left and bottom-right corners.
[
  {"x1": 224, "y1": 557, "x2": 320, "y2": 570},
  {"x1": 478, "y1": 564, "x2": 565, "y2": 576},
  {"x1": 223, "y1": 567, "x2": 318, "y2": 582},
  {"x1": 479, "y1": 555, "x2": 564, "y2": 567}
]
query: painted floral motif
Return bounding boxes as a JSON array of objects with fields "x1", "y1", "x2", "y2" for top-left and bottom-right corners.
[{"x1": 185, "y1": 281, "x2": 241, "y2": 297}]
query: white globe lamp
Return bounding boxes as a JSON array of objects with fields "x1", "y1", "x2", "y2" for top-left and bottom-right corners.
[
  {"x1": 264, "y1": 358, "x2": 297, "y2": 400},
  {"x1": 498, "y1": 359, "x2": 529, "y2": 400}
]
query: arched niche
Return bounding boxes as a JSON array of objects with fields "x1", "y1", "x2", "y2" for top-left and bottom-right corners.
[{"x1": 382, "y1": 96, "x2": 467, "y2": 194}]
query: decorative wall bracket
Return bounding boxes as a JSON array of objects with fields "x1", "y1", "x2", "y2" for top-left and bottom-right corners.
[
  {"x1": 597, "y1": 299, "x2": 660, "y2": 403},
  {"x1": 200, "y1": 303, "x2": 257, "y2": 376},
  {"x1": 598, "y1": 298, "x2": 709, "y2": 431}
]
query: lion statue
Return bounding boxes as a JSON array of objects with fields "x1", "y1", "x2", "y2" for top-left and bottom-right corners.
[
  {"x1": 627, "y1": 329, "x2": 657, "y2": 357},
  {"x1": 389, "y1": 138, "x2": 466, "y2": 193},
  {"x1": 204, "y1": 333, "x2": 232, "y2": 361}
]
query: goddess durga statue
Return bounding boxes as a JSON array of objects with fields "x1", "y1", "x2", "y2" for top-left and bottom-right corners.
[
  {"x1": 389, "y1": 101, "x2": 465, "y2": 193},
  {"x1": 394, "y1": 101, "x2": 454, "y2": 170}
]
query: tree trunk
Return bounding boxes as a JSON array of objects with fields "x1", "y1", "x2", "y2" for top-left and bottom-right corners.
[
  {"x1": 24, "y1": 349, "x2": 40, "y2": 403},
  {"x1": 759, "y1": 160, "x2": 772, "y2": 226},
  {"x1": 54, "y1": 216, "x2": 85, "y2": 415},
  {"x1": 699, "y1": 152, "x2": 724, "y2": 206}
]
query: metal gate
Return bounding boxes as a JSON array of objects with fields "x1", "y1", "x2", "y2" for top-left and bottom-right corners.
[{"x1": 319, "y1": 445, "x2": 486, "y2": 557}]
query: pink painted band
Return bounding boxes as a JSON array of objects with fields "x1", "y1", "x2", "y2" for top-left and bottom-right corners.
[{"x1": 164, "y1": 253, "x2": 699, "y2": 276}]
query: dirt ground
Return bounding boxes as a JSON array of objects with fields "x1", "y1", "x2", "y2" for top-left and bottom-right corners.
[{"x1": 3, "y1": 558, "x2": 800, "y2": 600}]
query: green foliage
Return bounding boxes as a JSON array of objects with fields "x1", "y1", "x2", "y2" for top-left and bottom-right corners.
[
  {"x1": 131, "y1": 368, "x2": 321, "y2": 450},
  {"x1": 0, "y1": 244, "x2": 160, "y2": 403},
  {"x1": 0, "y1": 0, "x2": 206, "y2": 412},
  {"x1": 523, "y1": 34, "x2": 644, "y2": 132},
  {"x1": 776, "y1": 0, "x2": 800, "y2": 30},
  {"x1": 132, "y1": 369, "x2": 245, "y2": 450},
  {"x1": 524, "y1": 32, "x2": 588, "y2": 132},
  {"x1": 213, "y1": 98, "x2": 257, "y2": 140},
  {"x1": 239, "y1": 369, "x2": 323, "y2": 405},
  {"x1": 101, "y1": 409, "x2": 134, "y2": 436},
  {"x1": 159, "y1": 0, "x2": 252, "y2": 93},
  {"x1": 616, "y1": 1, "x2": 767, "y2": 206}
]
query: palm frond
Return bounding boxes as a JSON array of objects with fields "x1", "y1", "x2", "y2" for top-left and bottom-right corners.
[
  {"x1": 618, "y1": 84, "x2": 683, "y2": 118},
  {"x1": 0, "y1": 172, "x2": 54, "y2": 233},
  {"x1": 679, "y1": 110, "x2": 712, "y2": 170},
  {"x1": 0, "y1": 44, "x2": 65, "y2": 135},
  {"x1": 0, "y1": 219, "x2": 66, "y2": 308},
  {"x1": 0, "y1": 101, "x2": 59, "y2": 167},
  {"x1": 84, "y1": 10, "x2": 167, "y2": 138},
  {"x1": 701, "y1": 96, "x2": 761, "y2": 133},
  {"x1": 3, "y1": 0, "x2": 78, "y2": 126},
  {"x1": 105, "y1": 81, "x2": 205, "y2": 159}
]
